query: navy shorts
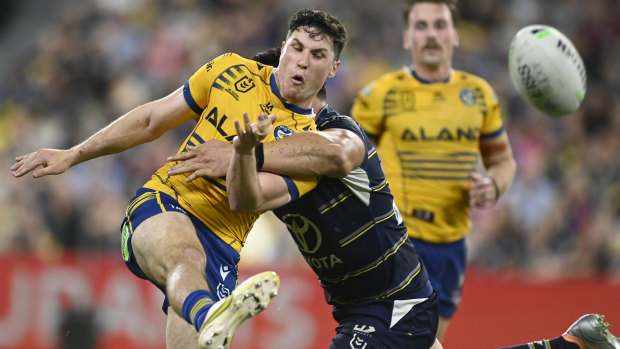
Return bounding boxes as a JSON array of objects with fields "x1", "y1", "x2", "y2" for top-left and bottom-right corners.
[
  {"x1": 411, "y1": 237, "x2": 466, "y2": 319},
  {"x1": 330, "y1": 281, "x2": 438, "y2": 349},
  {"x1": 121, "y1": 188, "x2": 240, "y2": 311}
]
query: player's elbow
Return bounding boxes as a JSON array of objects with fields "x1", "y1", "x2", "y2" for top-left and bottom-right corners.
[
  {"x1": 324, "y1": 150, "x2": 356, "y2": 178},
  {"x1": 323, "y1": 141, "x2": 364, "y2": 178}
]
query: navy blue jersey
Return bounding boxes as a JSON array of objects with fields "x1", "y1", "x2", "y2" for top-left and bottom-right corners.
[{"x1": 273, "y1": 105, "x2": 429, "y2": 305}]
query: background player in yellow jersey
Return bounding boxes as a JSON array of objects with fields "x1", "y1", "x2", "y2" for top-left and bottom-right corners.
[
  {"x1": 11, "y1": 8, "x2": 347, "y2": 349},
  {"x1": 350, "y1": 0, "x2": 517, "y2": 340}
]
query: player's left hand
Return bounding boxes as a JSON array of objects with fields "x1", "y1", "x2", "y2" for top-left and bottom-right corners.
[{"x1": 469, "y1": 172, "x2": 499, "y2": 209}]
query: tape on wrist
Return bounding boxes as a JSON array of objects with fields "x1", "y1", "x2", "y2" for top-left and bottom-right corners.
[{"x1": 255, "y1": 143, "x2": 264, "y2": 171}]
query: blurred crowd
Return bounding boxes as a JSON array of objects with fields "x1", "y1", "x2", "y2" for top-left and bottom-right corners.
[{"x1": 1, "y1": 0, "x2": 619, "y2": 279}]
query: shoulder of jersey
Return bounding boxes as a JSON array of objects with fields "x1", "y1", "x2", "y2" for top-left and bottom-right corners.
[
  {"x1": 452, "y1": 69, "x2": 492, "y2": 88},
  {"x1": 453, "y1": 69, "x2": 497, "y2": 97},
  {"x1": 212, "y1": 52, "x2": 271, "y2": 71},
  {"x1": 360, "y1": 67, "x2": 411, "y2": 97}
]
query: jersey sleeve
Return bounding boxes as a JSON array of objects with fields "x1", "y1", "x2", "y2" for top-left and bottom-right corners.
[
  {"x1": 350, "y1": 80, "x2": 384, "y2": 140},
  {"x1": 479, "y1": 79, "x2": 504, "y2": 138},
  {"x1": 183, "y1": 53, "x2": 240, "y2": 117},
  {"x1": 281, "y1": 175, "x2": 319, "y2": 201},
  {"x1": 317, "y1": 112, "x2": 365, "y2": 141}
]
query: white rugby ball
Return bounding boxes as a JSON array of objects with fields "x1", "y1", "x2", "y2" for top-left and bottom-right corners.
[{"x1": 508, "y1": 24, "x2": 587, "y2": 116}]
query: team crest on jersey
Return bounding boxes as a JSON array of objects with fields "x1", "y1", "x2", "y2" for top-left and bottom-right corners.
[
  {"x1": 350, "y1": 334, "x2": 368, "y2": 349},
  {"x1": 349, "y1": 324, "x2": 375, "y2": 349},
  {"x1": 459, "y1": 88, "x2": 476, "y2": 106},
  {"x1": 274, "y1": 125, "x2": 295, "y2": 140}
]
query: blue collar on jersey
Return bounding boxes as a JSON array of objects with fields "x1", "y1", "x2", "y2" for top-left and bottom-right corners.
[
  {"x1": 270, "y1": 71, "x2": 315, "y2": 116},
  {"x1": 408, "y1": 66, "x2": 451, "y2": 84}
]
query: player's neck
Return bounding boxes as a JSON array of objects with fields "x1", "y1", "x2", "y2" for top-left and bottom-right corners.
[{"x1": 411, "y1": 63, "x2": 452, "y2": 82}]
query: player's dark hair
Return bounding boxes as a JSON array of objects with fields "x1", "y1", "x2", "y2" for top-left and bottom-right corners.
[
  {"x1": 253, "y1": 47, "x2": 327, "y2": 100},
  {"x1": 402, "y1": 0, "x2": 459, "y2": 26},
  {"x1": 252, "y1": 47, "x2": 281, "y2": 67},
  {"x1": 287, "y1": 9, "x2": 347, "y2": 61}
]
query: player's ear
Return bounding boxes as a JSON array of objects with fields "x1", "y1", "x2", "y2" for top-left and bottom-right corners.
[
  {"x1": 403, "y1": 29, "x2": 411, "y2": 50},
  {"x1": 453, "y1": 28, "x2": 460, "y2": 48},
  {"x1": 327, "y1": 60, "x2": 340, "y2": 78}
]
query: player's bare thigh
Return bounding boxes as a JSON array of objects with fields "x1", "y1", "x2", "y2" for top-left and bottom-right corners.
[{"x1": 131, "y1": 211, "x2": 207, "y2": 289}]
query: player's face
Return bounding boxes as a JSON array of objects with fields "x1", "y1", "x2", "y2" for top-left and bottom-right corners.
[
  {"x1": 276, "y1": 27, "x2": 340, "y2": 108},
  {"x1": 403, "y1": 2, "x2": 459, "y2": 70}
]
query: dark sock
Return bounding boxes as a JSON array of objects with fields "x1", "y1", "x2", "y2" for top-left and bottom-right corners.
[
  {"x1": 181, "y1": 290, "x2": 216, "y2": 331},
  {"x1": 499, "y1": 336, "x2": 580, "y2": 349}
]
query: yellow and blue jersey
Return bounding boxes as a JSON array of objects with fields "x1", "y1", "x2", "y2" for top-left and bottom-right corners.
[
  {"x1": 351, "y1": 67, "x2": 504, "y2": 243},
  {"x1": 143, "y1": 53, "x2": 318, "y2": 252}
]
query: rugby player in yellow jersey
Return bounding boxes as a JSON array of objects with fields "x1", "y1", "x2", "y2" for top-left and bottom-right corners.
[
  {"x1": 350, "y1": 0, "x2": 517, "y2": 340},
  {"x1": 11, "y1": 8, "x2": 347, "y2": 349}
]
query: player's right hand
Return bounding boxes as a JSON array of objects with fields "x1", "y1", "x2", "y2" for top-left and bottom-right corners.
[
  {"x1": 233, "y1": 112, "x2": 277, "y2": 154},
  {"x1": 11, "y1": 148, "x2": 75, "y2": 178}
]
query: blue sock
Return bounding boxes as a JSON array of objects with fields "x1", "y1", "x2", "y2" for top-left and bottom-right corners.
[{"x1": 181, "y1": 290, "x2": 216, "y2": 332}]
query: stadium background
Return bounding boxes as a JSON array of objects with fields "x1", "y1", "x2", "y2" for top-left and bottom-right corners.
[{"x1": 0, "y1": 0, "x2": 618, "y2": 348}]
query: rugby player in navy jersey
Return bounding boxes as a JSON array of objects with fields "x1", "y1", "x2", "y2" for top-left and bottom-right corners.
[
  {"x1": 12, "y1": 9, "x2": 347, "y2": 349},
  {"x1": 350, "y1": 0, "x2": 517, "y2": 340},
  {"x1": 224, "y1": 94, "x2": 441, "y2": 348}
]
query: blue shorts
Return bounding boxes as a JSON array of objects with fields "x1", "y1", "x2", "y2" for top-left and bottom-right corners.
[
  {"x1": 411, "y1": 238, "x2": 466, "y2": 319},
  {"x1": 330, "y1": 281, "x2": 438, "y2": 348},
  {"x1": 121, "y1": 188, "x2": 240, "y2": 311}
]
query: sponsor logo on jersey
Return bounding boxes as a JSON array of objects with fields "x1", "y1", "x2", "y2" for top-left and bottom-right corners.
[
  {"x1": 204, "y1": 107, "x2": 236, "y2": 142},
  {"x1": 274, "y1": 125, "x2": 295, "y2": 140},
  {"x1": 260, "y1": 102, "x2": 274, "y2": 114},
  {"x1": 281, "y1": 214, "x2": 321, "y2": 253},
  {"x1": 400, "y1": 126, "x2": 480, "y2": 141},
  {"x1": 219, "y1": 265, "x2": 231, "y2": 281},
  {"x1": 433, "y1": 91, "x2": 445, "y2": 103},
  {"x1": 281, "y1": 214, "x2": 344, "y2": 269}
]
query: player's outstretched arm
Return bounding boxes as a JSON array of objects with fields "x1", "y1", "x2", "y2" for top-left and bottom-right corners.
[
  {"x1": 12, "y1": 86, "x2": 196, "y2": 178},
  {"x1": 167, "y1": 127, "x2": 365, "y2": 181},
  {"x1": 261, "y1": 128, "x2": 364, "y2": 178},
  {"x1": 227, "y1": 113, "x2": 292, "y2": 213}
]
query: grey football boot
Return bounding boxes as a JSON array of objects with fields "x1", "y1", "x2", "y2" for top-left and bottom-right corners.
[{"x1": 563, "y1": 314, "x2": 620, "y2": 349}]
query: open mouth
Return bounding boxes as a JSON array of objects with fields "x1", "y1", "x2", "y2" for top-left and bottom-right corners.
[{"x1": 292, "y1": 74, "x2": 304, "y2": 85}]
